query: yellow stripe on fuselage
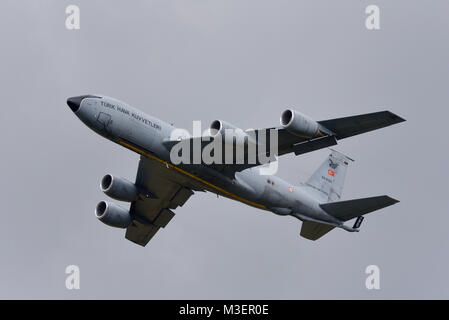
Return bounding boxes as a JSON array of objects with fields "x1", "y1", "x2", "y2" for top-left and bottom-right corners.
[{"x1": 119, "y1": 140, "x2": 266, "y2": 209}]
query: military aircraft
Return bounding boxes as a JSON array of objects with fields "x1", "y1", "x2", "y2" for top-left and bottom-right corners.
[{"x1": 66, "y1": 95, "x2": 405, "y2": 246}]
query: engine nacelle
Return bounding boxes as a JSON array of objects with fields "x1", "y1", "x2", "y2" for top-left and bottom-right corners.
[
  {"x1": 280, "y1": 109, "x2": 321, "y2": 138},
  {"x1": 209, "y1": 120, "x2": 249, "y2": 145},
  {"x1": 101, "y1": 174, "x2": 138, "y2": 202},
  {"x1": 95, "y1": 201, "x2": 131, "y2": 228}
]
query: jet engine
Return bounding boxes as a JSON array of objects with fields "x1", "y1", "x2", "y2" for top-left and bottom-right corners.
[
  {"x1": 95, "y1": 201, "x2": 131, "y2": 228},
  {"x1": 101, "y1": 174, "x2": 138, "y2": 202},
  {"x1": 280, "y1": 109, "x2": 322, "y2": 138},
  {"x1": 209, "y1": 120, "x2": 249, "y2": 145}
]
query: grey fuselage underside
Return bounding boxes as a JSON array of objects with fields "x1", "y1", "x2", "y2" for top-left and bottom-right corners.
[{"x1": 73, "y1": 96, "x2": 341, "y2": 226}]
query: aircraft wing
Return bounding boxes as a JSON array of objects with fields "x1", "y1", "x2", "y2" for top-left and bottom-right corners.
[
  {"x1": 163, "y1": 110, "x2": 404, "y2": 175},
  {"x1": 267, "y1": 110, "x2": 405, "y2": 156},
  {"x1": 237, "y1": 111, "x2": 404, "y2": 172},
  {"x1": 125, "y1": 155, "x2": 199, "y2": 246}
]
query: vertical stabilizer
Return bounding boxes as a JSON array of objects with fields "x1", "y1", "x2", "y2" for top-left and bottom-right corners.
[{"x1": 305, "y1": 150, "x2": 354, "y2": 203}]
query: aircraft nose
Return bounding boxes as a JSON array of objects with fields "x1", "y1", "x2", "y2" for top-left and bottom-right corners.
[
  {"x1": 67, "y1": 95, "x2": 100, "y2": 112},
  {"x1": 67, "y1": 96, "x2": 86, "y2": 112}
]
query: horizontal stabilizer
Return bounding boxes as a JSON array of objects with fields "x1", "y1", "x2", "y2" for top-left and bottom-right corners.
[
  {"x1": 320, "y1": 195, "x2": 399, "y2": 222},
  {"x1": 300, "y1": 220, "x2": 335, "y2": 241},
  {"x1": 318, "y1": 111, "x2": 405, "y2": 139}
]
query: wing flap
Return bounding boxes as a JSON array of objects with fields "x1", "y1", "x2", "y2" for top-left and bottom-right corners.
[
  {"x1": 292, "y1": 135, "x2": 337, "y2": 156},
  {"x1": 125, "y1": 220, "x2": 159, "y2": 246},
  {"x1": 169, "y1": 187, "x2": 194, "y2": 209},
  {"x1": 153, "y1": 208, "x2": 175, "y2": 228}
]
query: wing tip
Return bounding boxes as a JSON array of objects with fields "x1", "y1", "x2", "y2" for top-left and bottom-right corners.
[
  {"x1": 384, "y1": 111, "x2": 406, "y2": 124},
  {"x1": 383, "y1": 195, "x2": 400, "y2": 205}
]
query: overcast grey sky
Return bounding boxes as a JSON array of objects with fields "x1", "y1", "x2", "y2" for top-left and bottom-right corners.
[{"x1": 0, "y1": 0, "x2": 448, "y2": 299}]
